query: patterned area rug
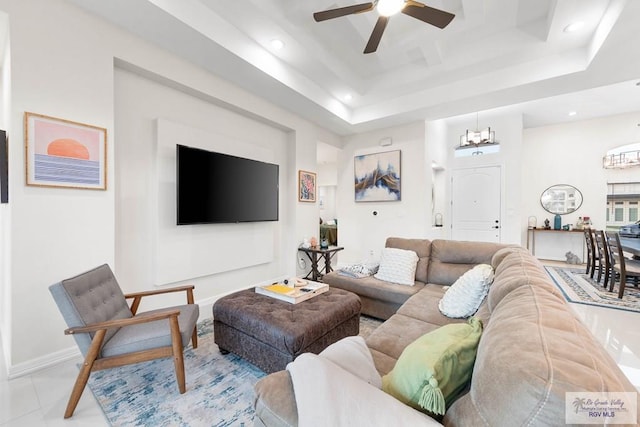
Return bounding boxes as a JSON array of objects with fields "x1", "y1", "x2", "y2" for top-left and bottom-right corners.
[
  {"x1": 87, "y1": 315, "x2": 383, "y2": 426},
  {"x1": 545, "y1": 266, "x2": 640, "y2": 313}
]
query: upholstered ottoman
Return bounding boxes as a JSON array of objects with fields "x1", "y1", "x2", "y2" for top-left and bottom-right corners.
[{"x1": 212, "y1": 288, "x2": 361, "y2": 373}]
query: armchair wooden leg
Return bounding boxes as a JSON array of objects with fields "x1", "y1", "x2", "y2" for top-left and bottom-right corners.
[
  {"x1": 64, "y1": 330, "x2": 105, "y2": 418},
  {"x1": 191, "y1": 326, "x2": 198, "y2": 349},
  {"x1": 169, "y1": 315, "x2": 186, "y2": 394}
]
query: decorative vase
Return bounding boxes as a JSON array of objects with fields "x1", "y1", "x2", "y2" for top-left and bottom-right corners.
[
  {"x1": 320, "y1": 238, "x2": 329, "y2": 249},
  {"x1": 554, "y1": 214, "x2": 562, "y2": 230}
]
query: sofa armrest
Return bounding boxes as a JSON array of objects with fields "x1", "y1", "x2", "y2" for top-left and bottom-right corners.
[{"x1": 254, "y1": 371, "x2": 298, "y2": 427}]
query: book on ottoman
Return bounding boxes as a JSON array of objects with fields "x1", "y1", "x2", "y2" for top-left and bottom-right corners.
[{"x1": 256, "y1": 280, "x2": 329, "y2": 304}]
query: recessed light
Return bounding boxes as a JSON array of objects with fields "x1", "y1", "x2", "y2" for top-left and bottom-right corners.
[
  {"x1": 563, "y1": 21, "x2": 584, "y2": 33},
  {"x1": 343, "y1": 94, "x2": 353, "y2": 101},
  {"x1": 270, "y1": 39, "x2": 285, "y2": 50},
  {"x1": 569, "y1": 111, "x2": 577, "y2": 116}
]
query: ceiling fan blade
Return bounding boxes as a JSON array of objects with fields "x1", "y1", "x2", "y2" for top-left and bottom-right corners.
[
  {"x1": 364, "y1": 16, "x2": 389, "y2": 54},
  {"x1": 313, "y1": 3, "x2": 374, "y2": 22},
  {"x1": 402, "y1": 1, "x2": 455, "y2": 29}
]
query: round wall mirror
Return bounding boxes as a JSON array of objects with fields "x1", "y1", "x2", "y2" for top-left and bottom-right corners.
[{"x1": 540, "y1": 184, "x2": 583, "y2": 215}]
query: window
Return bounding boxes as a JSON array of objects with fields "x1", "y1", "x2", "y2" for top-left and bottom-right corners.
[
  {"x1": 607, "y1": 182, "x2": 640, "y2": 228},
  {"x1": 630, "y1": 201, "x2": 638, "y2": 222}
]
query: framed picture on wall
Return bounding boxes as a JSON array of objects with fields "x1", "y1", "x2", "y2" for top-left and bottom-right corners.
[
  {"x1": 24, "y1": 112, "x2": 107, "y2": 190},
  {"x1": 298, "y1": 170, "x2": 316, "y2": 202},
  {"x1": 354, "y1": 150, "x2": 401, "y2": 202}
]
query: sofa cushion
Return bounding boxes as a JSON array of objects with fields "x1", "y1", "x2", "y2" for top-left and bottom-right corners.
[
  {"x1": 385, "y1": 237, "x2": 431, "y2": 284},
  {"x1": 382, "y1": 317, "x2": 483, "y2": 416},
  {"x1": 397, "y1": 286, "x2": 467, "y2": 327},
  {"x1": 438, "y1": 264, "x2": 494, "y2": 318},
  {"x1": 323, "y1": 272, "x2": 425, "y2": 305},
  {"x1": 366, "y1": 312, "x2": 442, "y2": 376},
  {"x1": 490, "y1": 246, "x2": 530, "y2": 270},
  {"x1": 428, "y1": 240, "x2": 507, "y2": 286},
  {"x1": 375, "y1": 247, "x2": 420, "y2": 285},
  {"x1": 445, "y1": 280, "x2": 638, "y2": 426},
  {"x1": 487, "y1": 250, "x2": 559, "y2": 313}
]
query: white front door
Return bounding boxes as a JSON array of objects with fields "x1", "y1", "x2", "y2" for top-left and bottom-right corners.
[{"x1": 451, "y1": 166, "x2": 502, "y2": 242}]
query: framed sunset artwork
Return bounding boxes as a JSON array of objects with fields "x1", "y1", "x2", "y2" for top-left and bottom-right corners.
[{"x1": 25, "y1": 112, "x2": 107, "y2": 190}]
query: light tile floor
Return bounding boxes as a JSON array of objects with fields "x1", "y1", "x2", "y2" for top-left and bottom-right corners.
[{"x1": 1, "y1": 262, "x2": 639, "y2": 426}]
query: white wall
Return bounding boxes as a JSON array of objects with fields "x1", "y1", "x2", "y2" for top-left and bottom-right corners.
[
  {"x1": 522, "y1": 111, "x2": 640, "y2": 259},
  {"x1": 3, "y1": 0, "x2": 116, "y2": 371},
  {"x1": 0, "y1": 10, "x2": 11, "y2": 367},
  {"x1": 0, "y1": 0, "x2": 338, "y2": 376},
  {"x1": 336, "y1": 122, "x2": 430, "y2": 264}
]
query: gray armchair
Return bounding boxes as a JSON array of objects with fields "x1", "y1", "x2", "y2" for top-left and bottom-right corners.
[{"x1": 49, "y1": 264, "x2": 199, "y2": 418}]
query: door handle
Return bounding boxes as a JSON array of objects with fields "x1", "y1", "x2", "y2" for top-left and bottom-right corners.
[{"x1": 492, "y1": 226, "x2": 500, "y2": 229}]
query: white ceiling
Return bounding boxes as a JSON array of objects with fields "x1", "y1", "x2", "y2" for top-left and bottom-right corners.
[{"x1": 69, "y1": 0, "x2": 640, "y2": 135}]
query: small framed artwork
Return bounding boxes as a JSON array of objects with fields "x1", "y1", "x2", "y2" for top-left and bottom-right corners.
[
  {"x1": 24, "y1": 112, "x2": 107, "y2": 190},
  {"x1": 354, "y1": 150, "x2": 401, "y2": 202},
  {"x1": 298, "y1": 170, "x2": 316, "y2": 202}
]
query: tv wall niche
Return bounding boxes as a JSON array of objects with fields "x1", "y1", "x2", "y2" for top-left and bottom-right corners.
[{"x1": 154, "y1": 118, "x2": 284, "y2": 286}]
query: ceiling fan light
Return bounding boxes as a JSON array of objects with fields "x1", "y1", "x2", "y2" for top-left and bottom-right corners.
[{"x1": 377, "y1": 0, "x2": 405, "y2": 17}]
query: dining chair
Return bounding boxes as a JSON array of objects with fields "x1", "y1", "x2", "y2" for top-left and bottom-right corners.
[
  {"x1": 583, "y1": 228, "x2": 597, "y2": 277},
  {"x1": 593, "y1": 230, "x2": 610, "y2": 287},
  {"x1": 605, "y1": 231, "x2": 640, "y2": 299},
  {"x1": 49, "y1": 264, "x2": 199, "y2": 418},
  {"x1": 596, "y1": 230, "x2": 617, "y2": 291}
]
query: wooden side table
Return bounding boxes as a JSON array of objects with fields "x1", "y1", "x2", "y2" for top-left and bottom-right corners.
[{"x1": 298, "y1": 246, "x2": 344, "y2": 282}]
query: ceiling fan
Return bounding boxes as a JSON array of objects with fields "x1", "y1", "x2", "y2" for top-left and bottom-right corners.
[{"x1": 313, "y1": 0, "x2": 455, "y2": 54}]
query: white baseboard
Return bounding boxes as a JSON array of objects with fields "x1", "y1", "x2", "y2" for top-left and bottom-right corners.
[{"x1": 8, "y1": 346, "x2": 80, "y2": 379}]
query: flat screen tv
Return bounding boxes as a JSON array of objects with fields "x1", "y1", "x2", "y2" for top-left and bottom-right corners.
[{"x1": 176, "y1": 144, "x2": 279, "y2": 225}]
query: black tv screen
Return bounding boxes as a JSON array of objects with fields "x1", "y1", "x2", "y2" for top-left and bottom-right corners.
[{"x1": 177, "y1": 144, "x2": 279, "y2": 225}]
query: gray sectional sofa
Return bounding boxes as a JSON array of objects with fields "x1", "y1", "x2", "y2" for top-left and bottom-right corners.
[{"x1": 253, "y1": 238, "x2": 639, "y2": 426}]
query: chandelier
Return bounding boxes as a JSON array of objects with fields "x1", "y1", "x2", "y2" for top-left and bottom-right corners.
[{"x1": 457, "y1": 113, "x2": 498, "y2": 152}]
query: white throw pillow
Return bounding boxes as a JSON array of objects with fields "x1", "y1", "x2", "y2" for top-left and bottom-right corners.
[
  {"x1": 319, "y1": 336, "x2": 382, "y2": 389},
  {"x1": 374, "y1": 248, "x2": 419, "y2": 286},
  {"x1": 438, "y1": 264, "x2": 494, "y2": 318}
]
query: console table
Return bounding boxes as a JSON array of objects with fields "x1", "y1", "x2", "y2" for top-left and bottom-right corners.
[
  {"x1": 298, "y1": 246, "x2": 344, "y2": 281},
  {"x1": 526, "y1": 228, "x2": 585, "y2": 262}
]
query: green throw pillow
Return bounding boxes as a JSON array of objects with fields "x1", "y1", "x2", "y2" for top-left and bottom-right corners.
[{"x1": 382, "y1": 317, "x2": 483, "y2": 416}]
